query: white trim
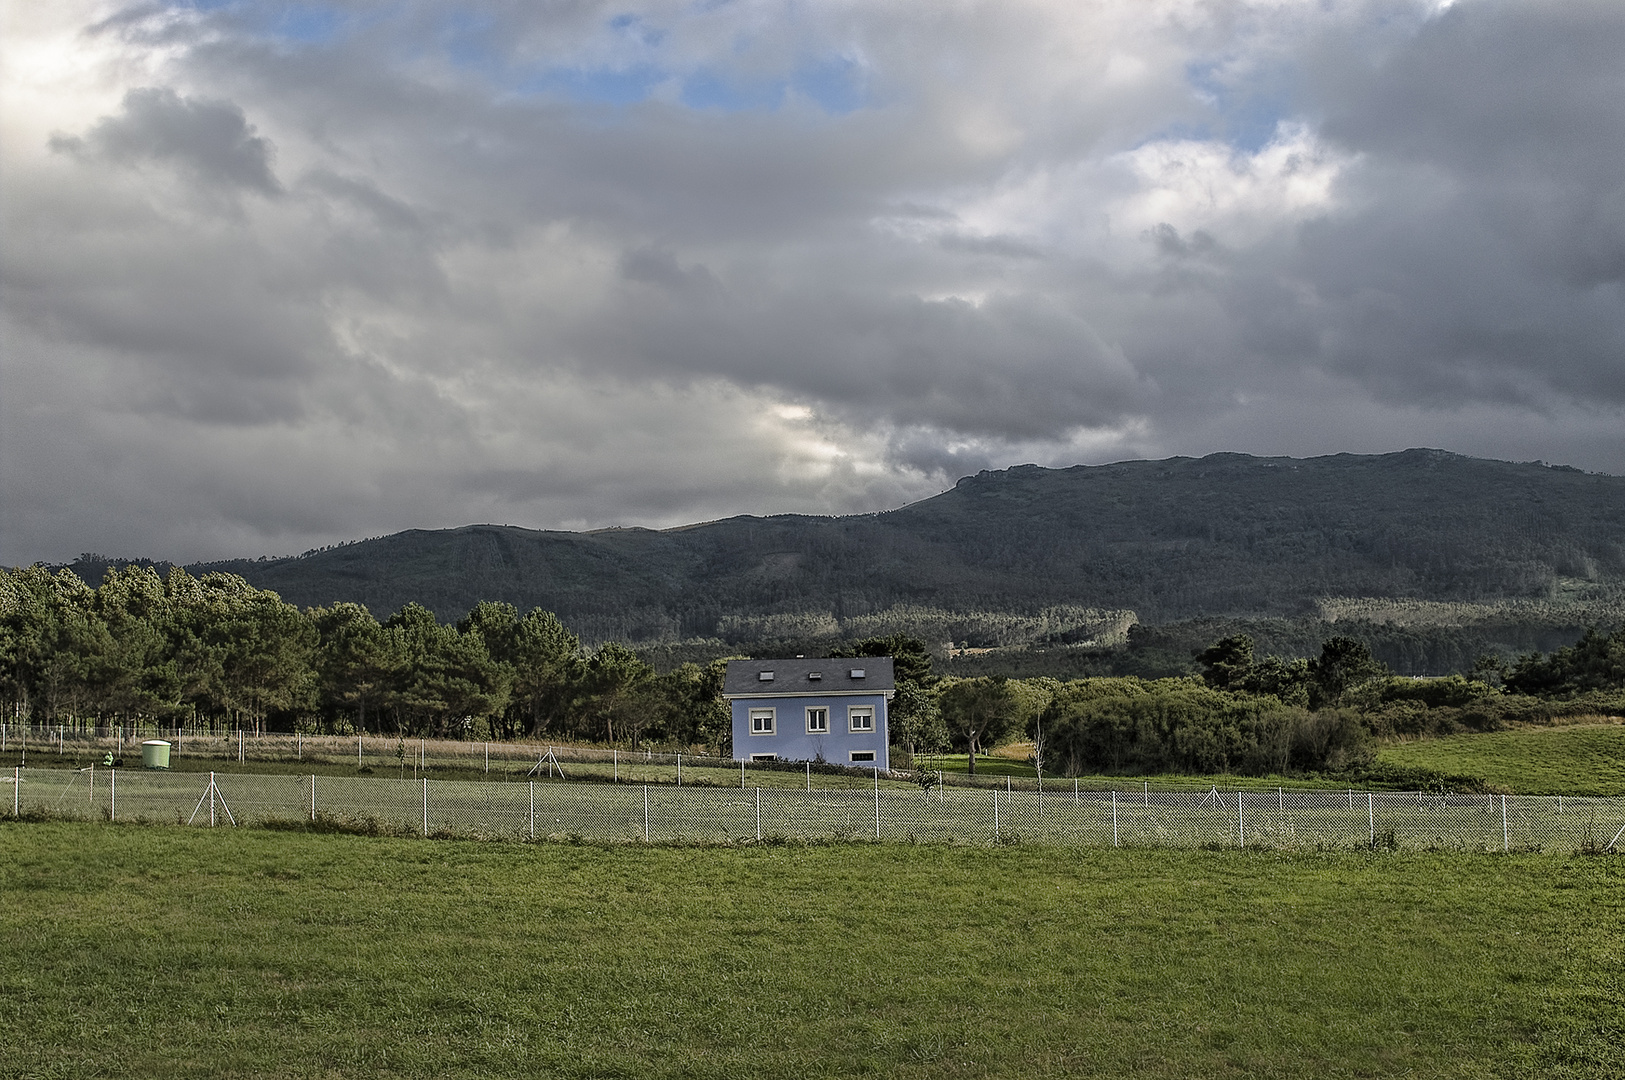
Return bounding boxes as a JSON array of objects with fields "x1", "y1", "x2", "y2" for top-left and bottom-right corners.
[
  {"x1": 749, "y1": 707, "x2": 776, "y2": 735},
  {"x1": 849, "y1": 750, "x2": 876, "y2": 763},
  {"x1": 805, "y1": 706, "x2": 830, "y2": 734},
  {"x1": 749, "y1": 753, "x2": 778, "y2": 762}
]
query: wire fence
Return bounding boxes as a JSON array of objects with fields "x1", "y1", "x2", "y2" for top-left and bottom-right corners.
[{"x1": 6, "y1": 766, "x2": 1623, "y2": 851}]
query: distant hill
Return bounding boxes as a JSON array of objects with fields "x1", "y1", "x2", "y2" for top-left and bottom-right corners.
[{"x1": 63, "y1": 450, "x2": 1625, "y2": 656}]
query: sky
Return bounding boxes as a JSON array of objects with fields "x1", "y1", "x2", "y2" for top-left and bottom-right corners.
[{"x1": 3, "y1": 0, "x2": 1623, "y2": 565}]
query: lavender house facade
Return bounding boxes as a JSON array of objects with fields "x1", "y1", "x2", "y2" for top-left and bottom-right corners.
[{"x1": 722, "y1": 657, "x2": 895, "y2": 770}]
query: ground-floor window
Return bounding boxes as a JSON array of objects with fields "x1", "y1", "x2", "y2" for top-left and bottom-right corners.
[
  {"x1": 850, "y1": 750, "x2": 876, "y2": 763},
  {"x1": 750, "y1": 753, "x2": 778, "y2": 762}
]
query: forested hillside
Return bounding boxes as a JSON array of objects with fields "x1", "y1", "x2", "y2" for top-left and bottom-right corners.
[{"x1": 63, "y1": 451, "x2": 1625, "y2": 664}]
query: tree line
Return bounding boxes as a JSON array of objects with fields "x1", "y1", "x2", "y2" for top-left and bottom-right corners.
[
  {"x1": 927, "y1": 629, "x2": 1625, "y2": 778},
  {"x1": 6, "y1": 563, "x2": 1619, "y2": 779},
  {"x1": 0, "y1": 565, "x2": 728, "y2": 749}
]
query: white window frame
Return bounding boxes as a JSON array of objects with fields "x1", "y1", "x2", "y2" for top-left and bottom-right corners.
[
  {"x1": 849, "y1": 750, "x2": 876, "y2": 763},
  {"x1": 750, "y1": 753, "x2": 778, "y2": 762},
  {"x1": 847, "y1": 707, "x2": 875, "y2": 733},
  {"x1": 805, "y1": 706, "x2": 829, "y2": 734},
  {"x1": 749, "y1": 708, "x2": 776, "y2": 735}
]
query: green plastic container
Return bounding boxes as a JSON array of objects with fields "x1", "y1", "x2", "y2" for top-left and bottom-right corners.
[{"x1": 141, "y1": 740, "x2": 171, "y2": 770}]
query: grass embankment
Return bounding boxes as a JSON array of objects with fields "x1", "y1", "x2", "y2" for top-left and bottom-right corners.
[
  {"x1": 2, "y1": 822, "x2": 1621, "y2": 1079},
  {"x1": 1378, "y1": 722, "x2": 1625, "y2": 796}
]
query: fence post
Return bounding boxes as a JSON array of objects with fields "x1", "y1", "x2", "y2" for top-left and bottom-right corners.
[
  {"x1": 1278, "y1": 787, "x2": 1283, "y2": 812},
  {"x1": 1238, "y1": 791, "x2": 1244, "y2": 849},
  {"x1": 1112, "y1": 789, "x2": 1118, "y2": 847},
  {"x1": 643, "y1": 784, "x2": 650, "y2": 842},
  {"x1": 529, "y1": 781, "x2": 535, "y2": 841},
  {"x1": 12, "y1": 766, "x2": 17, "y2": 816},
  {"x1": 1144, "y1": 781, "x2": 1149, "y2": 807},
  {"x1": 358, "y1": 735, "x2": 363, "y2": 768},
  {"x1": 1074, "y1": 778, "x2": 1078, "y2": 803},
  {"x1": 741, "y1": 760, "x2": 745, "y2": 789},
  {"x1": 806, "y1": 761, "x2": 811, "y2": 792},
  {"x1": 756, "y1": 787, "x2": 762, "y2": 842},
  {"x1": 238, "y1": 729, "x2": 243, "y2": 763},
  {"x1": 677, "y1": 753, "x2": 682, "y2": 787},
  {"x1": 297, "y1": 732, "x2": 302, "y2": 760},
  {"x1": 1368, "y1": 792, "x2": 1375, "y2": 845},
  {"x1": 1502, "y1": 794, "x2": 1508, "y2": 852},
  {"x1": 422, "y1": 777, "x2": 428, "y2": 837},
  {"x1": 614, "y1": 748, "x2": 618, "y2": 783},
  {"x1": 992, "y1": 789, "x2": 999, "y2": 842},
  {"x1": 485, "y1": 742, "x2": 489, "y2": 773},
  {"x1": 311, "y1": 774, "x2": 316, "y2": 821},
  {"x1": 874, "y1": 767, "x2": 881, "y2": 841},
  {"x1": 110, "y1": 768, "x2": 116, "y2": 822}
]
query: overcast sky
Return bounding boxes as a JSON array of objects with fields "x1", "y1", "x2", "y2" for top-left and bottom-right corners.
[{"x1": 3, "y1": 0, "x2": 1623, "y2": 565}]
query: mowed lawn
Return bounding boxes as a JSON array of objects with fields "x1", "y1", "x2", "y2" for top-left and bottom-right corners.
[
  {"x1": 2, "y1": 823, "x2": 1621, "y2": 1079},
  {"x1": 1378, "y1": 723, "x2": 1625, "y2": 796}
]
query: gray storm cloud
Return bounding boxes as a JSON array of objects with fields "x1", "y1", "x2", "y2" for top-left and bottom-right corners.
[{"x1": 1, "y1": 0, "x2": 1622, "y2": 565}]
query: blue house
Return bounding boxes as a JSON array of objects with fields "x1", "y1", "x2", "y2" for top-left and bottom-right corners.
[{"x1": 723, "y1": 657, "x2": 895, "y2": 770}]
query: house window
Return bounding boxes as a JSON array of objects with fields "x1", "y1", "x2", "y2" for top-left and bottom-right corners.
[
  {"x1": 850, "y1": 750, "x2": 876, "y2": 763},
  {"x1": 806, "y1": 707, "x2": 829, "y2": 734},
  {"x1": 848, "y1": 707, "x2": 874, "y2": 733},
  {"x1": 749, "y1": 708, "x2": 775, "y2": 735},
  {"x1": 750, "y1": 753, "x2": 778, "y2": 762}
]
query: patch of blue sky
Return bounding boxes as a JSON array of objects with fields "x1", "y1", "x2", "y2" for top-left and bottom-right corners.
[
  {"x1": 180, "y1": 1, "x2": 352, "y2": 45},
  {"x1": 1183, "y1": 57, "x2": 1298, "y2": 153},
  {"x1": 791, "y1": 54, "x2": 865, "y2": 114}
]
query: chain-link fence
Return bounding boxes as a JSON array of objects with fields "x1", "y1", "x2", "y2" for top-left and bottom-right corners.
[{"x1": 6, "y1": 766, "x2": 1622, "y2": 851}]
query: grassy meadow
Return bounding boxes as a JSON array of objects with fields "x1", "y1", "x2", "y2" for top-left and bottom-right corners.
[
  {"x1": 2, "y1": 820, "x2": 1621, "y2": 1079},
  {"x1": 1376, "y1": 722, "x2": 1625, "y2": 796}
]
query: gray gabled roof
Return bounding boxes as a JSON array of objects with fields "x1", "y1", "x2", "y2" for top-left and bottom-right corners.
[{"x1": 723, "y1": 657, "x2": 895, "y2": 697}]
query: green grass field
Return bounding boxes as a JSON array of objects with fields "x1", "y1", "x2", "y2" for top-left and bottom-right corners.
[
  {"x1": 1378, "y1": 723, "x2": 1625, "y2": 796},
  {"x1": 2, "y1": 822, "x2": 1620, "y2": 1079}
]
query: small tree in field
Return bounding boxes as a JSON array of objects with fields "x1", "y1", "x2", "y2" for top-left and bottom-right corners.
[{"x1": 937, "y1": 676, "x2": 1017, "y2": 776}]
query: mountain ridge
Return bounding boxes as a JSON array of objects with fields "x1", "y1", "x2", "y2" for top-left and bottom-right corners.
[{"x1": 59, "y1": 449, "x2": 1625, "y2": 646}]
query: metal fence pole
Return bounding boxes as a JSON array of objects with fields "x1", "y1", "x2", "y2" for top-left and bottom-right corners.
[
  {"x1": 358, "y1": 735, "x2": 363, "y2": 768},
  {"x1": 529, "y1": 781, "x2": 535, "y2": 841},
  {"x1": 993, "y1": 789, "x2": 999, "y2": 842},
  {"x1": 677, "y1": 753, "x2": 682, "y2": 787},
  {"x1": 806, "y1": 761, "x2": 811, "y2": 791},
  {"x1": 1238, "y1": 791, "x2": 1245, "y2": 848},
  {"x1": 110, "y1": 768, "x2": 116, "y2": 821},
  {"x1": 741, "y1": 760, "x2": 746, "y2": 789},
  {"x1": 1112, "y1": 789, "x2": 1118, "y2": 847},
  {"x1": 1368, "y1": 792, "x2": 1375, "y2": 845},
  {"x1": 422, "y1": 777, "x2": 428, "y2": 837},
  {"x1": 613, "y1": 748, "x2": 618, "y2": 782},
  {"x1": 1502, "y1": 794, "x2": 1508, "y2": 852},
  {"x1": 643, "y1": 784, "x2": 650, "y2": 842},
  {"x1": 874, "y1": 768, "x2": 881, "y2": 840},
  {"x1": 238, "y1": 729, "x2": 243, "y2": 763},
  {"x1": 311, "y1": 774, "x2": 316, "y2": 821},
  {"x1": 485, "y1": 742, "x2": 489, "y2": 773},
  {"x1": 1144, "y1": 781, "x2": 1149, "y2": 807},
  {"x1": 756, "y1": 787, "x2": 762, "y2": 841},
  {"x1": 14, "y1": 766, "x2": 19, "y2": 816}
]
